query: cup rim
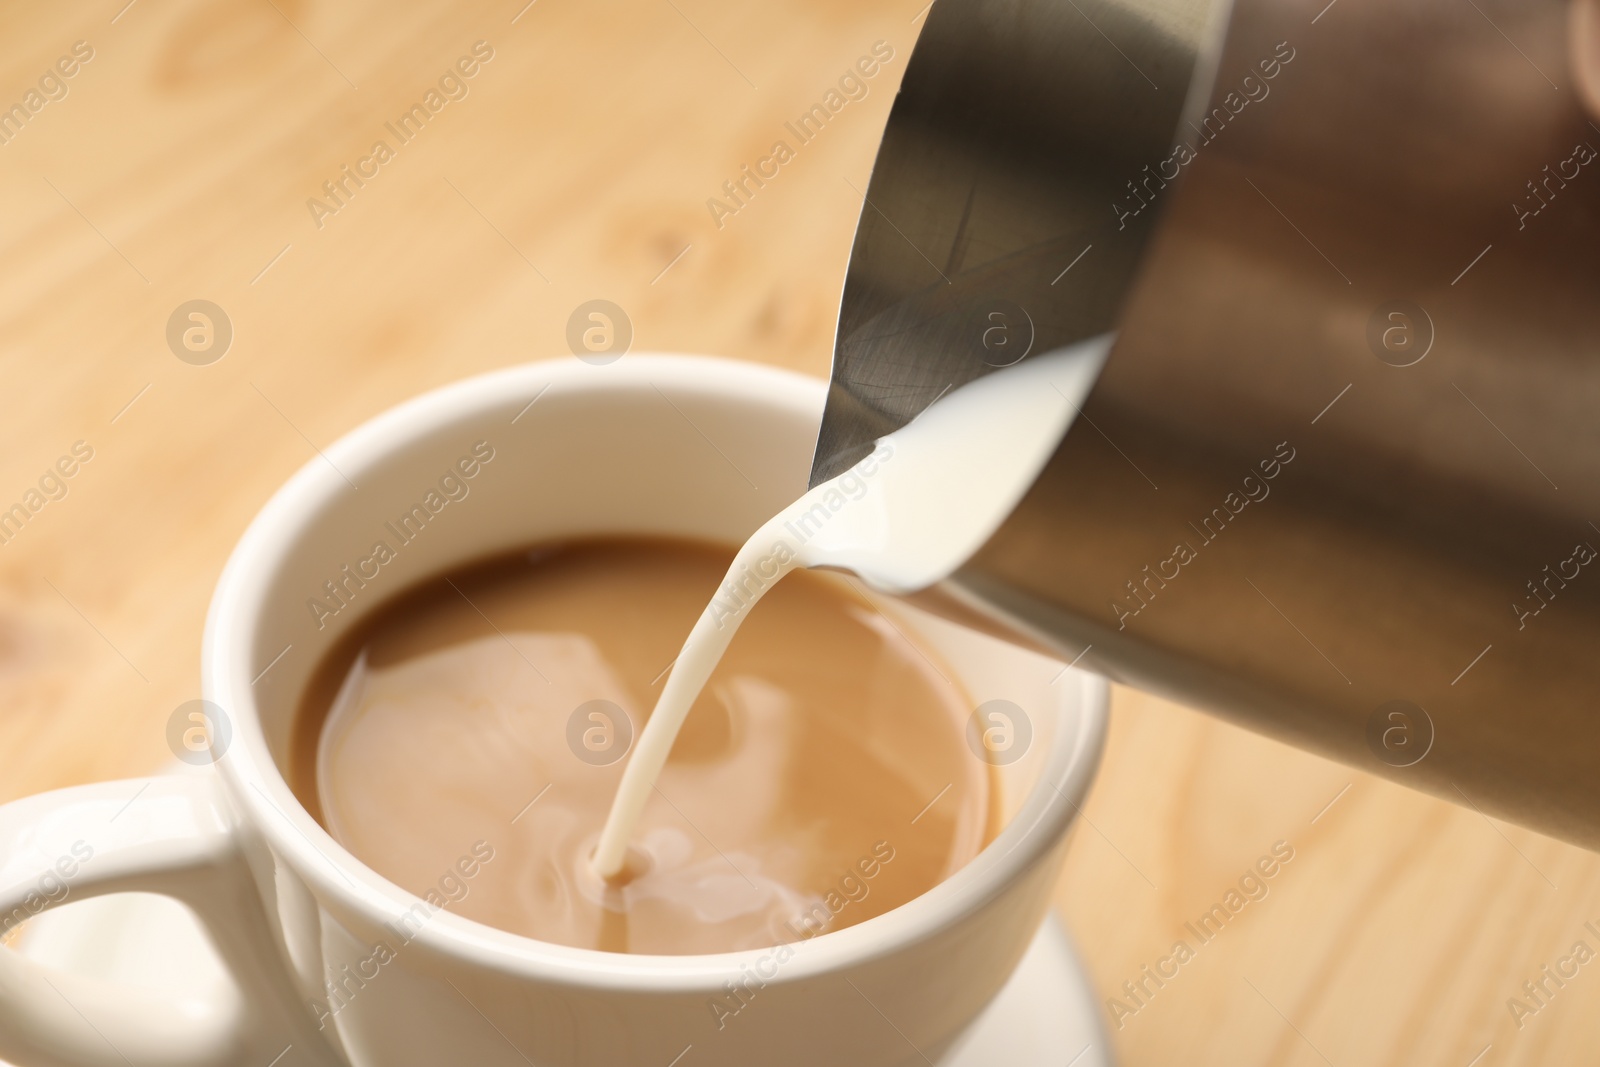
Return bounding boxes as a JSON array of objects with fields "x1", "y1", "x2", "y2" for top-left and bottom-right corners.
[{"x1": 203, "y1": 353, "x2": 1108, "y2": 992}]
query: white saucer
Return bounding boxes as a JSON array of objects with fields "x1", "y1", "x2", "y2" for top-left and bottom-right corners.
[
  {"x1": 942, "y1": 915, "x2": 1111, "y2": 1067},
  {"x1": 5, "y1": 895, "x2": 1110, "y2": 1067}
]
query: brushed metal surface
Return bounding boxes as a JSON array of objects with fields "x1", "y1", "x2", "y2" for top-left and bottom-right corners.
[
  {"x1": 817, "y1": 0, "x2": 1600, "y2": 848},
  {"x1": 811, "y1": 0, "x2": 1227, "y2": 483}
]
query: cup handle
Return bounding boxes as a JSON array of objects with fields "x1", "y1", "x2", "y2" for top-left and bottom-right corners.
[{"x1": 0, "y1": 775, "x2": 343, "y2": 1067}]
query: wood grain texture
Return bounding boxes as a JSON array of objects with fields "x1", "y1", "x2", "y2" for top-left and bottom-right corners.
[
  {"x1": 0, "y1": 2, "x2": 1596, "y2": 1064},
  {"x1": 1065, "y1": 688, "x2": 1600, "y2": 1066}
]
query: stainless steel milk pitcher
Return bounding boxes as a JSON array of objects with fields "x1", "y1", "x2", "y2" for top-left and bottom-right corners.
[{"x1": 812, "y1": 0, "x2": 1600, "y2": 849}]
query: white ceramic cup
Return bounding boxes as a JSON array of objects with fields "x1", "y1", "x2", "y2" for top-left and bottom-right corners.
[{"x1": 0, "y1": 355, "x2": 1106, "y2": 1067}]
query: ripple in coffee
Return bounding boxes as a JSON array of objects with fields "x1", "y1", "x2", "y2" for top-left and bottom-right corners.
[{"x1": 291, "y1": 538, "x2": 995, "y2": 955}]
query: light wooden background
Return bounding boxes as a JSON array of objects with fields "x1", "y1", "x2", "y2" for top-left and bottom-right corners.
[{"x1": 1, "y1": 1, "x2": 1596, "y2": 1064}]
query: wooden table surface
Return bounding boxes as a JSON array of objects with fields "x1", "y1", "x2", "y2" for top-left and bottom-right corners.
[{"x1": 2, "y1": 2, "x2": 1597, "y2": 1064}]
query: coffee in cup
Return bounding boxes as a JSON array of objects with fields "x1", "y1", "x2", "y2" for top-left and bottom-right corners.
[{"x1": 291, "y1": 536, "x2": 996, "y2": 955}]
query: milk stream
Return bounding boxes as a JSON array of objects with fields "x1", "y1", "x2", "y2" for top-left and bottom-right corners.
[{"x1": 589, "y1": 336, "x2": 1111, "y2": 880}]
